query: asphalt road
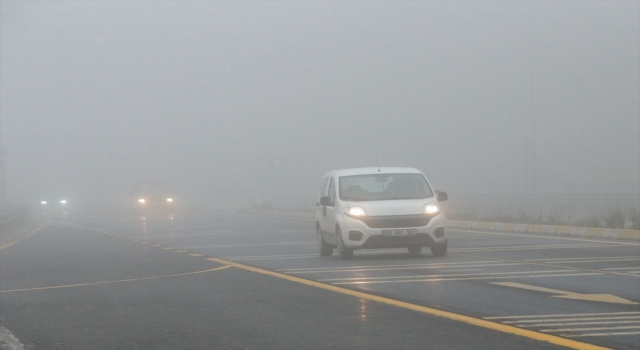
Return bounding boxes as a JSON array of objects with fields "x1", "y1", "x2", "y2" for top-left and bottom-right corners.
[{"x1": 1, "y1": 211, "x2": 638, "y2": 349}]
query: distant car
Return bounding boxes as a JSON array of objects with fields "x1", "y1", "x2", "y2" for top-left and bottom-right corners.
[
  {"x1": 316, "y1": 167, "x2": 448, "y2": 259},
  {"x1": 38, "y1": 197, "x2": 72, "y2": 218},
  {"x1": 129, "y1": 180, "x2": 177, "y2": 214},
  {"x1": 132, "y1": 194, "x2": 176, "y2": 213}
]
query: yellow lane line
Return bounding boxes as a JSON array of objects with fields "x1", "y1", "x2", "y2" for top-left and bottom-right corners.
[
  {"x1": 0, "y1": 223, "x2": 49, "y2": 251},
  {"x1": 0, "y1": 265, "x2": 231, "y2": 294},
  {"x1": 207, "y1": 257, "x2": 609, "y2": 350}
]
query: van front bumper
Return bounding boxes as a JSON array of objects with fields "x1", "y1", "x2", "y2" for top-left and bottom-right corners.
[{"x1": 337, "y1": 212, "x2": 447, "y2": 250}]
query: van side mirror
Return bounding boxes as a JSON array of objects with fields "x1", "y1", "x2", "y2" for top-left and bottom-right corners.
[
  {"x1": 436, "y1": 191, "x2": 448, "y2": 202},
  {"x1": 320, "y1": 196, "x2": 331, "y2": 206}
]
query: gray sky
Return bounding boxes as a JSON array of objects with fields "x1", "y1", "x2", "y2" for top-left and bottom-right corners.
[{"x1": 1, "y1": 1, "x2": 638, "y2": 208}]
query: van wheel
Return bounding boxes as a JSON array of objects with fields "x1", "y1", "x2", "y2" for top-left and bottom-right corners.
[
  {"x1": 336, "y1": 227, "x2": 353, "y2": 260},
  {"x1": 407, "y1": 245, "x2": 422, "y2": 254},
  {"x1": 317, "y1": 224, "x2": 333, "y2": 257},
  {"x1": 431, "y1": 241, "x2": 447, "y2": 257}
]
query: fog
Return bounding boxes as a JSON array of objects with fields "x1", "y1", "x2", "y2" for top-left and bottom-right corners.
[{"x1": 1, "y1": 1, "x2": 638, "y2": 211}]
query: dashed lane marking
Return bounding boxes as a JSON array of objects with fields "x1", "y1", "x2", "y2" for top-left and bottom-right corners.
[
  {"x1": 453, "y1": 229, "x2": 640, "y2": 246},
  {"x1": 0, "y1": 265, "x2": 232, "y2": 294},
  {"x1": 207, "y1": 257, "x2": 609, "y2": 350},
  {"x1": 486, "y1": 312, "x2": 640, "y2": 339},
  {"x1": 456, "y1": 253, "x2": 640, "y2": 278},
  {"x1": 182, "y1": 241, "x2": 315, "y2": 249},
  {"x1": 0, "y1": 223, "x2": 48, "y2": 251}
]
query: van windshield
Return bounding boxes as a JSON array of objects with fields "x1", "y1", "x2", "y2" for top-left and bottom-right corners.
[{"x1": 339, "y1": 173, "x2": 433, "y2": 201}]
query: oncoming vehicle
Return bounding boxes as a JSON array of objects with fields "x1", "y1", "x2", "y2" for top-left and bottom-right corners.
[
  {"x1": 129, "y1": 180, "x2": 177, "y2": 214},
  {"x1": 316, "y1": 167, "x2": 448, "y2": 260}
]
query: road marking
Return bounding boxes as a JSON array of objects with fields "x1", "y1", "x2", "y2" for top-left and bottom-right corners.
[
  {"x1": 330, "y1": 272, "x2": 601, "y2": 284},
  {"x1": 189, "y1": 253, "x2": 204, "y2": 257},
  {"x1": 450, "y1": 244, "x2": 622, "y2": 253},
  {"x1": 543, "y1": 326, "x2": 640, "y2": 332},
  {"x1": 278, "y1": 261, "x2": 518, "y2": 274},
  {"x1": 567, "y1": 331, "x2": 640, "y2": 337},
  {"x1": 486, "y1": 312, "x2": 640, "y2": 320},
  {"x1": 321, "y1": 269, "x2": 577, "y2": 282},
  {"x1": 0, "y1": 223, "x2": 48, "y2": 251},
  {"x1": 456, "y1": 253, "x2": 639, "y2": 278},
  {"x1": 505, "y1": 316, "x2": 640, "y2": 324},
  {"x1": 175, "y1": 250, "x2": 188, "y2": 253},
  {"x1": 525, "y1": 256, "x2": 639, "y2": 262},
  {"x1": 0, "y1": 265, "x2": 231, "y2": 293},
  {"x1": 206, "y1": 257, "x2": 608, "y2": 350},
  {"x1": 152, "y1": 244, "x2": 162, "y2": 247},
  {"x1": 525, "y1": 320, "x2": 640, "y2": 327},
  {"x1": 492, "y1": 282, "x2": 637, "y2": 304},
  {"x1": 183, "y1": 241, "x2": 315, "y2": 249},
  {"x1": 454, "y1": 229, "x2": 640, "y2": 246}
]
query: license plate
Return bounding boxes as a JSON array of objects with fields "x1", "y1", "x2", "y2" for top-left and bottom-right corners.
[{"x1": 382, "y1": 229, "x2": 417, "y2": 237}]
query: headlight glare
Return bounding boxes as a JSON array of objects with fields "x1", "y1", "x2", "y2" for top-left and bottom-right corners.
[
  {"x1": 346, "y1": 205, "x2": 366, "y2": 216},
  {"x1": 138, "y1": 198, "x2": 146, "y2": 203},
  {"x1": 424, "y1": 203, "x2": 440, "y2": 214}
]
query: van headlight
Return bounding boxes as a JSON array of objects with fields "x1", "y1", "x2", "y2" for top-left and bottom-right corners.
[
  {"x1": 424, "y1": 202, "x2": 440, "y2": 214},
  {"x1": 345, "y1": 205, "x2": 367, "y2": 217}
]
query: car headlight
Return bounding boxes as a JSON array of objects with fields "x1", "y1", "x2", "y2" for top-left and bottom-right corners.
[
  {"x1": 166, "y1": 198, "x2": 173, "y2": 202},
  {"x1": 345, "y1": 205, "x2": 366, "y2": 217},
  {"x1": 40, "y1": 201, "x2": 47, "y2": 205},
  {"x1": 138, "y1": 198, "x2": 146, "y2": 203},
  {"x1": 424, "y1": 202, "x2": 440, "y2": 214},
  {"x1": 60, "y1": 200, "x2": 67, "y2": 204}
]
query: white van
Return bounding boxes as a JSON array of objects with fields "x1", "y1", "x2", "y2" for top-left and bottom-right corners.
[{"x1": 315, "y1": 167, "x2": 448, "y2": 259}]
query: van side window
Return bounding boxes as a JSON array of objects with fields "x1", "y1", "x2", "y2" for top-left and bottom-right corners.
[
  {"x1": 319, "y1": 177, "x2": 329, "y2": 197},
  {"x1": 328, "y1": 178, "x2": 336, "y2": 205}
]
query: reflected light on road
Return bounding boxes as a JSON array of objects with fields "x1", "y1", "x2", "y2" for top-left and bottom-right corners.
[
  {"x1": 359, "y1": 299, "x2": 368, "y2": 321},
  {"x1": 140, "y1": 216, "x2": 147, "y2": 233}
]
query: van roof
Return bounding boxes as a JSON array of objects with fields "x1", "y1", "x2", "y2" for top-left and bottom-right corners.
[{"x1": 324, "y1": 167, "x2": 423, "y2": 177}]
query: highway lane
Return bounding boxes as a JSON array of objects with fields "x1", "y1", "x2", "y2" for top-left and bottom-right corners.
[{"x1": 1, "y1": 211, "x2": 638, "y2": 349}]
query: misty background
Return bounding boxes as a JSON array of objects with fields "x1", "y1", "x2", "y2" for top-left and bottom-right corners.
[{"x1": 1, "y1": 1, "x2": 638, "y2": 213}]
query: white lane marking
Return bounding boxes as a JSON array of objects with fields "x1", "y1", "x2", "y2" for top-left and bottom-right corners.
[
  {"x1": 543, "y1": 325, "x2": 640, "y2": 332},
  {"x1": 278, "y1": 260, "x2": 513, "y2": 272},
  {"x1": 330, "y1": 272, "x2": 602, "y2": 285},
  {"x1": 223, "y1": 254, "x2": 318, "y2": 260},
  {"x1": 525, "y1": 256, "x2": 639, "y2": 262},
  {"x1": 520, "y1": 320, "x2": 640, "y2": 327},
  {"x1": 320, "y1": 269, "x2": 576, "y2": 282},
  {"x1": 504, "y1": 316, "x2": 640, "y2": 324},
  {"x1": 599, "y1": 267, "x2": 640, "y2": 271},
  {"x1": 450, "y1": 244, "x2": 622, "y2": 252},
  {"x1": 283, "y1": 263, "x2": 522, "y2": 275},
  {"x1": 182, "y1": 241, "x2": 315, "y2": 249},
  {"x1": 485, "y1": 312, "x2": 640, "y2": 320},
  {"x1": 453, "y1": 229, "x2": 640, "y2": 246},
  {"x1": 565, "y1": 331, "x2": 640, "y2": 337}
]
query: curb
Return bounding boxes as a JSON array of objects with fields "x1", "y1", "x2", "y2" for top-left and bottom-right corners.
[{"x1": 447, "y1": 220, "x2": 640, "y2": 241}]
